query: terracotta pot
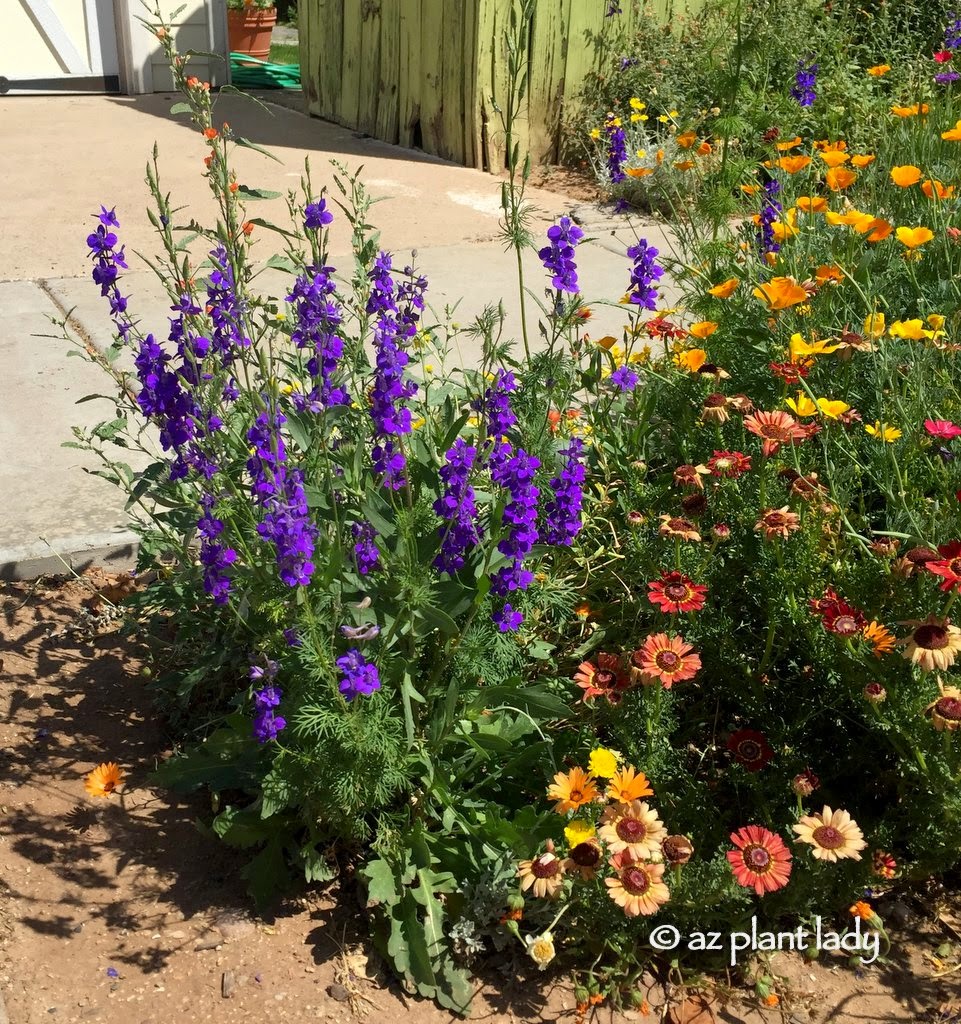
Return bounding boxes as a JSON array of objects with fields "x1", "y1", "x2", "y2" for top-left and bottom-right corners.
[{"x1": 227, "y1": 6, "x2": 278, "y2": 64}]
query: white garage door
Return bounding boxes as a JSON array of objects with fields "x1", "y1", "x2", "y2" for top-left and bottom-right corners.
[{"x1": 1, "y1": 0, "x2": 120, "y2": 95}]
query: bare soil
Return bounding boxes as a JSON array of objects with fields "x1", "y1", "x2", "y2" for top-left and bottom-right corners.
[{"x1": 1, "y1": 571, "x2": 960, "y2": 1024}]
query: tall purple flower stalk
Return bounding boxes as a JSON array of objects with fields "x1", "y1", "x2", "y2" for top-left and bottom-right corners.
[
  {"x1": 288, "y1": 265, "x2": 349, "y2": 412},
  {"x1": 87, "y1": 207, "x2": 132, "y2": 341},
  {"x1": 366, "y1": 252, "x2": 420, "y2": 489},
  {"x1": 539, "y1": 217, "x2": 585, "y2": 294},
  {"x1": 198, "y1": 494, "x2": 237, "y2": 604},
  {"x1": 474, "y1": 369, "x2": 517, "y2": 439},
  {"x1": 247, "y1": 409, "x2": 317, "y2": 587},
  {"x1": 604, "y1": 117, "x2": 628, "y2": 184},
  {"x1": 790, "y1": 59, "x2": 818, "y2": 107},
  {"x1": 252, "y1": 685, "x2": 286, "y2": 742},
  {"x1": 626, "y1": 240, "x2": 664, "y2": 309},
  {"x1": 542, "y1": 438, "x2": 586, "y2": 546},
  {"x1": 946, "y1": 12, "x2": 961, "y2": 49},
  {"x1": 756, "y1": 179, "x2": 782, "y2": 260},
  {"x1": 434, "y1": 438, "x2": 484, "y2": 574},
  {"x1": 489, "y1": 444, "x2": 541, "y2": 630},
  {"x1": 351, "y1": 520, "x2": 381, "y2": 575},
  {"x1": 206, "y1": 244, "x2": 252, "y2": 364}
]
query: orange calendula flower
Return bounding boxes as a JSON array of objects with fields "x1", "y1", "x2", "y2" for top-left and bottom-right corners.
[
  {"x1": 607, "y1": 765, "x2": 654, "y2": 803},
  {"x1": 850, "y1": 901, "x2": 874, "y2": 921},
  {"x1": 895, "y1": 226, "x2": 934, "y2": 248},
  {"x1": 864, "y1": 621, "x2": 896, "y2": 655},
  {"x1": 547, "y1": 767, "x2": 600, "y2": 814},
  {"x1": 890, "y1": 165, "x2": 921, "y2": 187},
  {"x1": 85, "y1": 762, "x2": 125, "y2": 798},
  {"x1": 688, "y1": 321, "x2": 718, "y2": 339},
  {"x1": 777, "y1": 155, "x2": 812, "y2": 174},
  {"x1": 632, "y1": 633, "x2": 701, "y2": 688},
  {"x1": 753, "y1": 276, "x2": 808, "y2": 310},
  {"x1": 851, "y1": 153, "x2": 876, "y2": 168},
  {"x1": 825, "y1": 167, "x2": 858, "y2": 190},
  {"x1": 867, "y1": 64, "x2": 891, "y2": 76},
  {"x1": 708, "y1": 277, "x2": 739, "y2": 299},
  {"x1": 797, "y1": 196, "x2": 828, "y2": 213}
]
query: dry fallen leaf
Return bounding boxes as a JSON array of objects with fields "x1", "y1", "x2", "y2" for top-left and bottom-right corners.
[{"x1": 667, "y1": 995, "x2": 718, "y2": 1024}]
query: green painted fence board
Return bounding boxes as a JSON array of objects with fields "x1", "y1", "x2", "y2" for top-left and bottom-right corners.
[
  {"x1": 376, "y1": 0, "x2": 401, "y2": 143},
  {"x1": 358, "y1": 0, "x2": 382, "y2": 136},
  {"x1": 397, "y1": 0, "x2": 422, "y2": 148},
  {"x1": 340, "y1": 0, "x2": 362, "y2": 128}
]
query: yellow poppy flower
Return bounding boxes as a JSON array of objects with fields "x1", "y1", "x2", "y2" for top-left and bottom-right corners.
[
  {"x1": 815, "y1": 264, "x2": 844, "y2": 285},
  {"x1": 890, "y1": 103, "x2": 929, "y2": 117},
  {"x1": 776, "y1": 135, "x2": 803, "y2": 151},
  {"x1": 865, "y1": 421, "x2": 902, "y2": 442},
  {"x1": 942, "y1": 120, "x2": 961, "y2": 141},
  {"x1": 890, "y1": 165, "x2": 921, "y2": 187},
  {"x1": 688, "y1": 321, "x2": 718, "y2": 339},
  {"x1": 708, "y1": 277, "x2": 739, "y2": 299},
  {"x1": 676, "y1": 130, "x2": 697, "y2": 149},
  {"x1": 674, "y1": 160, "x2": 696, "y2": 171},
  {"x1": 888, "y1": 319, "x2": 930, "y2": 340},
  {"x1": 928, "y1": 314, "x2": 946, "y2": 330},
  {"x1": 786, "y1": 392, "x2": 818, "y2": 416},
  {"x1": 753, "y1": 276, "x2": 808, "y2": 310},
  {"x1": 826, "y1": 167, "x2": 858, "y2": 190},
  {"x1": 895, "y1": 226, "x2": 935, "y2": 248},
  {"x1": 816, "y1": 398, "x2": 851, "y2": 419},
  {"x1": 626, "y1": 167, "x2": 653, "y2": 178},
  {"x1": 863, "y1": 313, "x2": 885, "y2": 338},
  {"x1": 789, "y1": 333, "x2": 840, "y2": 357},
  {"x1": 675, "y1": 348, "x2": 708, "y2": 372},
  {"x1": 922, "y1": 179, "x2": 955, "y2": 199},
  {"x1": 862, "y1": 218, "x2": 893, "y2": 242}
]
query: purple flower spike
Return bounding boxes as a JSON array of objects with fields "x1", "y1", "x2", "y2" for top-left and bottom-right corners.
[
  {"x1": 539, "y1": 217, "x2": 585, "y2": 294},
  {"x1": 336, "y1": 649, "x2": 381, "y2": 701},
  {"x1": 626, "y1": 240, "x2": 664, "y2": 309}
]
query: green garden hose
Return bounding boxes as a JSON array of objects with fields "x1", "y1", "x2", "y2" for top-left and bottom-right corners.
[{"x1": 229, "y1": 53, "x2": 301, "y2": 90}]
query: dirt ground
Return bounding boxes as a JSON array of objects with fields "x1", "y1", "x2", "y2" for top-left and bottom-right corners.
[{"x1": 1, "y1": 571, "x2": 960, "y2": 1024}]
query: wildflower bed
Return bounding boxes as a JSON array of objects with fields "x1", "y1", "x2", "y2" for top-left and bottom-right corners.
[{"x1": 68, "y1": 1, "x2": 961, "y2": 1017}]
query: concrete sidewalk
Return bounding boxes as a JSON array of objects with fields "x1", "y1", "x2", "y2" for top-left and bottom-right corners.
[{"x1": 0, "y1": 93, "x2": 678, "y2": 580}]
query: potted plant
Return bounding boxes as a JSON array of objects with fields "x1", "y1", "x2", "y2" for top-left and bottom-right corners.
[{"x1": 227, "y1": 0, "x2": 278, "y2": 63}]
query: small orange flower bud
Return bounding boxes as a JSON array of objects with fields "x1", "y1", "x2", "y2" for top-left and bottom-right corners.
[
  {"x1": 203, "y1": 154, "x2": 213, "y2": 168},
  {"x1": 203, "y1": 127, "x2": 218, "y2": 141},
  {"x1": 155, "y1": 27, "x2": 167, "y2": 39},
  {"x1": 229, "y1": 181, "x2": 239, "y2": 193},
  {"x1": 242, "y1": 221, "x2": 255, "y2": 237}
]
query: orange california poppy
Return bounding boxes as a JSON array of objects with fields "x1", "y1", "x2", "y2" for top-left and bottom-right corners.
[
  {"x1": 890, "y1": 165, "x2": 922, "y2": 187},
  {"x1": 753, "y1": 276, "x2": 809, "y2": 310},
  {"x1": 778, "y1": 155, "x2": 812, "y2": 174},
  {"x1": 825, "y1": 167, "x2": 857, "y2": 190}
]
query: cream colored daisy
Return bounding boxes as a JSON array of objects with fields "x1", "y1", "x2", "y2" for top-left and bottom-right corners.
[
  {"x1": 517, "y1": 844, "x2": 566, "y2": 898},
  {"x1": 901, "y1": 615, "x2": 961, "y2": 672},
  {"x1": 793, "y1": 806, "x2": 867, "y2": 862},
  {"x1": 605, "y1": 850, "x2": 671, "y2": 916},
  {"x1": 598, "y1": 800, "x2": 667, "y2": 858}
]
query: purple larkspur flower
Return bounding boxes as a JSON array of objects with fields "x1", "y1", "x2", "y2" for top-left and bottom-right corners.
[
  {"x1": 490, "y1": 444, "x2": 540, "y2": 606},
  {"x1": 936, "y1": 70, "x2": 961, "y2": 83},
  {"x1": 206, "y1": 244, "x2": 251, "y2": 363},
  {"x1": 756, "y1": 179, "x2": 782, "y2": 259},
  {"x1": 86, "y1": 207, "x2": 132, "y2": 340},
  {"x1": 538, "y1": 216, "x2": 585, "y2": 294},
  {"x1": 304, "y1": 197, "x2": 334, "y2": 230},
  {"x1": 606, "y1": 2, "x2": 622, "y2": 14},
  {"x1": 247, "y1": 409, "x2": 318, "y2": 587},
  {"x1": 604, "y1": 118, "x2": 628, "y2": 184},
  {"x1": 790, "y1": 59, "x2": 818, "y2": 107},
  {"x1": 198, "y1": 495, "x2": 236, "y2": 604},
  {"x1": 252, "y1": 684, "x2": 286, "y2": 742},
  {"x1": 366, "y1": 252, "x2": 421, "y2": 489},
  {"x1": 287, "y1": 265, "x2": 349, "y2": 411},
  {"x1": 351, "y1": 520, "x2": 381, "y2": 575},
  {"x1": 283, "y1": 628, "x2": 302, "y2": 647},
  {"x1": 609, "y1": 365, "x2": 639, "y2": 392},
  {"x1": 946, "y1": 12, "x2": 961, "y2": 49},
  {"x1": 542, "y1": 438, "x2": 586, "y2": 546},
  {"x1": 434, "y1": 438, "x2": 484, "y2": 574},
  {"x1": 493, "y1": 603, "x2": 523, "y2": 633},
  {"x1": 473, "y1": 369, "x2": 517, "y2": 439},
  {"x1": 336, "y1": 649, "x2": 381, "y2": 701},
  {"x1": 619, "y1": 56, "x2": 638, "y2": 71},
  {"x1": 626, "y1": 239, "x2": 664, "y2": 309}
]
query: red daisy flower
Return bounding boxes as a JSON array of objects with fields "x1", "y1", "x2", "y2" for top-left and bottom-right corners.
[
  {"x1": 926, "y1": 540, "x2": 961, "y2": 592},
  {"x1": 727, "y1": 728, "x2": 774, "y2": 771},
  {"x1": 925, "y1": 419, "x2": 961, "y2": 440},
  {"x1": 769, "y1": 360, "x2": 811, "y2": 383},
  {"x1": 573, "y1": 653, "x2": 631, "y2": 704},
  {"x1": 707, "y1": 450, "x2": 752, "y2": 479},
  {"x1": 810, "y1": 587, "x2": 866, "y2": 635},
  {"x1": 934, "y1": 49, "x2": 954, "y2": 63},
  {"x1": 631, "y1": 633, "x2": 701, "y2": 688},
  {"x1": 647, "y1": 571, "x2": 708, "y2": 613},
  {"x1": 743, "y1": 410, "x2": 809, "y2": 457},
  {"x1": 727, "y1": 825, "x2": 792, "y2": 894}
]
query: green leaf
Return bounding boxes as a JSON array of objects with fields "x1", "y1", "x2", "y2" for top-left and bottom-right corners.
[
  {"x1": 242, "y1": 837, "x2": 289, "y2": 909},
  {"x1": 468, "y1": 683, "x2": 569, "y2": 721},
  {"x1": 263, "y1": 253, "x2": 298, "y2": 273},
  {"x1": 236, "y1": 185, "x2": 283, "y2": 201},
  {"x1": 234, "y1": 136, "x2": 283, "y2": 164},
  {"x1": 360, "y1": 857, "x2": 400, "y2": 907},
  {"x1": 247, "y1": 217, "x2": 297, "y2": 238},
  {"x1": 92, "y1": 417, "x2": 126, "y2": 441},
  {"x1": 415, "y1": 604, "x2": 459, "y2": 637},
  {"x1": 169, "y1": 101, "x2": 192, "y2": 115},
  {"x1": 74, "y1": 393, "x2": 114, "y2": 405},
  {"x1": 299, "y1": 842, "x2": 336, "y2": 883}
]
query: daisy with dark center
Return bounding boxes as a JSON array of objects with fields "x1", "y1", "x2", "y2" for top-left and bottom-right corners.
[
  {"x1": 674, "y1": 463, "x2": 710, "y2": 490},
  {"x1": 632, "y1": 633, "x2": 701, "y2": 688},
  {"x1": 681, "y1": 492, "x2": 707, "y2": 516},
  {"x1": 863, "y1": 681, "x2": 887, "y2": 703},
  {"x1": 658, "y1": 515, "x2": 702, "y2": 542},
  {"x1": 606, "y1": 765, "x2": 654, "y2": 803},
  {"x1": 707, "y1": 450, "x2": 752, "y2": 478},
  {"x1": 564, "y1": 838, "x2": 604, "y2": 880},
  {"x1": 573, "y1": 652, "x2": 630, "y2": 703},
  {"x1": 755, "y1": 506, "x2": 801, "y2": 540},
  {"x1": 901, "y1": 615, "x2": 961, "y2": 671},
  {"x1": 770, "y1": 360, "x2": 811, "y2": 384},
  {"x1": 744, "y1": 409, "x2": 808, "y2": 457},
  {"x1": 547, "y1": 767, "x2": 600, "y2": 814},
  {"x1": 647, "y1": 570, "x2": 707, "y2": 613},
  {"x1": 701, "y1": 392, "x2": 731, "y2": 424},
  {"x1": 863, "y1": 621, "x2": 897, "y2": 655},
  {"x1": 793, "y1": 806, "x2": 867, "y2": 862},
  {"x1": 598, "y1": 800, "x2": 667, "y2": 857},
  {"x1": 925, "y1": 541, "x2": 961, "y2": 591},
  {"x1": 85, "y1": 762, "x2": 125, "y2": 799},
  {"x1": 822, "y1": 598, "x2": 867, "y2": 636},
  {"x1": 727, "y1": 728, "x2": 774, "y2": 771},
  {"x1": 873, "y1": 850, "x2": 898, "y2": 879},
  {"x1": 661, "y1": 835, "x2": 694, "y2": 866},
  {"x1": 894, "y1": 546, "x2": 941, "y2": 578},
  {"x1": 925, "y1": 684, "x2": 961, "y2": 731},
  {"x1": 517, "y1": 842, "x2": 567, "y2": 897},
  {"x1": 727, "y1": 825, "x2": 793, "y2": 894},
  {"x1": 605, "y1": 850, "x2": 671, "y2": 916}
]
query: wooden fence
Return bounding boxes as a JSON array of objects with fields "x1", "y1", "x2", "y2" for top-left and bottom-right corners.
[{"x1": 299, "y1": 0, "x2": 675, "y2": 171}]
